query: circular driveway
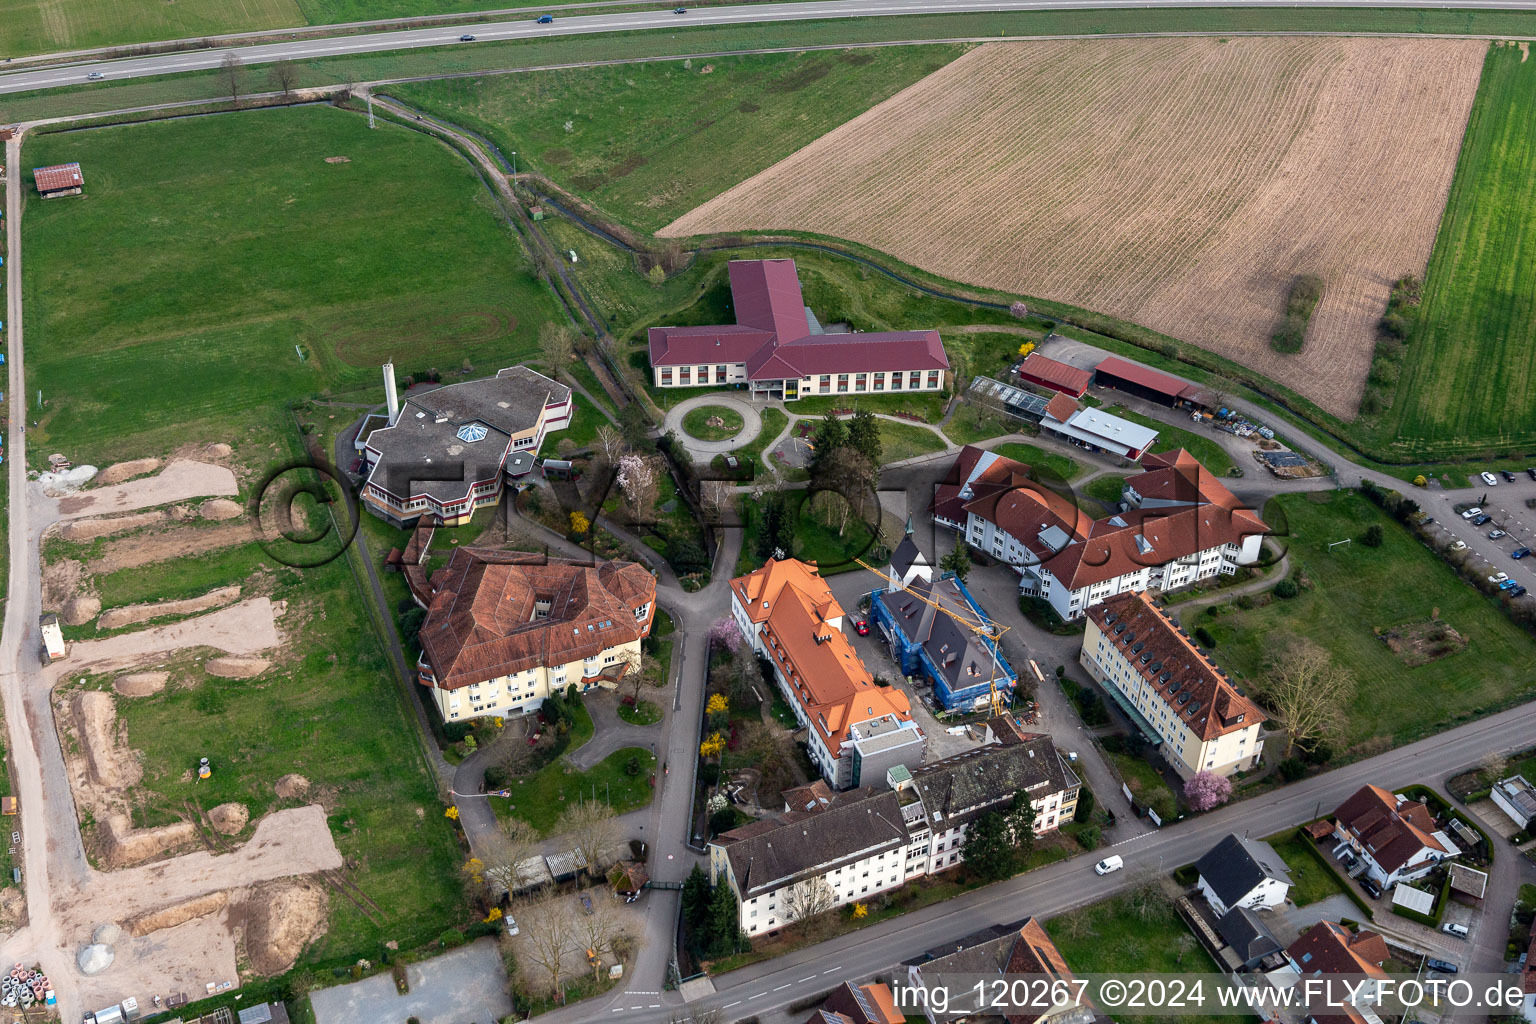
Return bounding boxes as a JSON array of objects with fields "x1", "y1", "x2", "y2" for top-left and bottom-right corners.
[{"x1": 663, "y1": 393, "x2": 763, "y2": 462}]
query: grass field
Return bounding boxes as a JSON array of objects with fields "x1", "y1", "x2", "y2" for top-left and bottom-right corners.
[
  {"x1": 0, "y1": 0, "x2": 301, "y2": 58},
  {"x1": 1381, "y1": 44, "x2": 1536, "y2": 459},
  {"x1": 682, "y1": 404, "x2": 745, "y2": 442},
  {"x1": 21, "y1": 104, "x2": 561, "y2": 464},
  {"x1": 990, "y1": 442, "x2": 1082, "y2": 482},
  {"x1": 491, "y1": 746, "x2": 657, "y2": 834},
  {"x1": 1050, "y1": 892, "x2": 1249, "y2": 1024},
  {"x1": 1204, "y1": 490, "x2": 1536, "y2": 755},
  {"x1": 388, "y1": 47, "x2": 965, "y2": 231},
  {"x1": 1082, "y1": 474, "x2": 1127, "y2": 507},
  {"x1": 1266, "y1": 830, "x2": 1349, "y2": 908},
  {"x1": 877, "y1": 420, "x2": 947, "y2": 465},
  {"x1": 667, "y1": 37, "x2": 1484, "y2": 422}
]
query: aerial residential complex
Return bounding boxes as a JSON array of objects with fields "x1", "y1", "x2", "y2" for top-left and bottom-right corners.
[
  {"x1": 935, "y1": 446, "x2": 1268, "y2": 621},
  {"x1": 710, "y1": 731, "x2": 1080, "y2": 937},
  {"x1": 1080, "y1": 592, "x2": 1265, "y2": 778},
  {"x1": 730, "y1": 558, "x2": 925, "y2": 788},
  {"x1": 410, "y1": 549, "x2": 656, "y2": 722},
  {"x1": 647, "y1": 259, "x2": 949, "y2": 401},
  {"x1": 362, "y1": 363, "x2": 571, "y2": 526}
]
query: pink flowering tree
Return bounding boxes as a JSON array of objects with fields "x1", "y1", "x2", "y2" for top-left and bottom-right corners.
[
  {"x1": 708, "y1": 616, "x2": 744, "y2": 654},
  {"x1": 1184, "y1": 771, "x2": 1233, "y2": 812},
  {"x1": 1009, "y1": 301, "x2": 1029, "y2": 320}
]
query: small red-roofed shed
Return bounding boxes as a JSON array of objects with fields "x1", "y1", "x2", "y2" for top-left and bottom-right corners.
[{"x1": 34, "y1": 162, "x2": 84, "y2": 198}]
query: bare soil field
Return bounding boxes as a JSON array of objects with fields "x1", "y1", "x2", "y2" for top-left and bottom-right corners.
[
  {"x1": 56, "y1": 460, "x2": 238, "y2": 519},
  {"x1": 663, "y1": 38, "x2": 1485, "y2": 417}
]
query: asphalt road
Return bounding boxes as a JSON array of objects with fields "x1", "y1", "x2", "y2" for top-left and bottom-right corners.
[{"x1": 7, "y1": 0, "x2": 1536, "y2": 96}]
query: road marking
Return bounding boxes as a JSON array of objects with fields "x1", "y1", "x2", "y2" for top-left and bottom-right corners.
[
  {"x1": 773, "y1": 983, "x2": 790, "y2": 991},
  {"x1": 648, "y1": 1004, "x2": 660, "y2": 1009},
  {"x1": 723, "y1": 1002, "x2": 740, "y2": 1009},
  {"x1": 822, "y1": 966, "x2": 841, "y2": 974},
  {"x1": 797, "y1": 976, "x2": 816, "y2": 983},
  {"x1": 749, "y1": 992, "x2": 766, "y2": 999},
  {"x1": 609, "y1": 1009, "x2": 624, "y2": 1013}
]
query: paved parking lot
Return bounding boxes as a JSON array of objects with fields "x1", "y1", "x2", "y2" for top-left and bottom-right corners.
[{"x1": 310, "y1": 937, "x2": 512, "y2": 1024}]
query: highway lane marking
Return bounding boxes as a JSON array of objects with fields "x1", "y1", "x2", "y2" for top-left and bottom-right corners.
[
  {"x1": 797, "y1": 976, "x2": 816, "y2": 983},
  {"x1": 773, "y1": 983, "x2": 791, "y2": 991},
  {"x1": 749, "y1": 992, "x2": 767, "y2": 999},
  {"x1": 822, "y1": 966, "x2": 841, "y2": 974},
  {"x1": 723, "y1": 1002, "x2": 741, "y2": 1009}
]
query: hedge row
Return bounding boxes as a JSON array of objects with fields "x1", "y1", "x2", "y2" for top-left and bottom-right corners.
[{"x1": 1294, "y1": 827, "x2": 1375, "y2": 918}]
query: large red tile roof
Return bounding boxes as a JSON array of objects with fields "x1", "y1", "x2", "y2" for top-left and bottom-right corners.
[
  {"x1": 33, "y1": 162, "x2": 83, "y2": 192},
  {"x1": 1095, "y1": 355, "x2": 1201, "y2": 399},
  {"x1": 417, "y1": 550, "x2": 655, "y2": 690},
  {"x1": 1086, "y1": 592, "x2": 1265, "y2": 740},
  {"x1": 1019, "y1": 353, "x2": 1093, "y2": 397},
  {"x1": 1286, "y1": 921, "x2": 1389, "y2": 979},
  {"x1": 1333, "y1": 784, "x2": 1447, "y2": 874}
]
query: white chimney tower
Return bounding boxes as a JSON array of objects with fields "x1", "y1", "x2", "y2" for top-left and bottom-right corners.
[{"x1": 383, "y1": 361, "x2": 400, "y2": 424}]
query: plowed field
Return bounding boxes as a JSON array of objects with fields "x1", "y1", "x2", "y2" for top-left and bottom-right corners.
[{"x1": 663, "y1": 38, "x2": 1485, "y2": 418}]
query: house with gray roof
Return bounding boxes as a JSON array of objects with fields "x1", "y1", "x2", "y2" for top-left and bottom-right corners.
[
  {"x1": 1216, "y1": 906, "x2": 1287, "y2": 972},
  {"x1": 1195, "y1": 833, "x2": 1292, "y2": 916}
]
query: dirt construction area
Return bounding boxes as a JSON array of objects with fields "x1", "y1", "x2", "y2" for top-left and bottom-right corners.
[
  {"x1": 663, "y1": 37, "x2": 1485, "y2": 418},
  {"x1": 54, "y1": 459, "x2": 238, "y2": 518}
]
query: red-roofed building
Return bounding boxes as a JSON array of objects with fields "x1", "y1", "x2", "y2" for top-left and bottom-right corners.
[
  {"x1": 648, "y1": 259, "x2": 949, "y2": 400},
  {"x1": 939, "y1": 445, "x2": 1268, "y2": 621},
  {"x1": 1094, "y1": 355, "x2": 1205, "y2": 407},
  {"x1": 1018, "y1": 353, "x2": 1092, "y2": 398},
  {"x1": 1330, "y1": 785, "x2": 1454, "y2": 887},
  {"x1": 1287, "y1": 921, "x2": 1389, "y2": 1020},
  {"x1": 33, "y1": 162, "x2": 84, "y2": 198},
  {"x1": 1519, "y1": 933, "x2": 1535, "y2": 1022}
]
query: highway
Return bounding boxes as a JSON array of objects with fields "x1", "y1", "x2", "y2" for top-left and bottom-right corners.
[{"x1": 6, "y1": 0, "x2": 1536, "y2": 96}]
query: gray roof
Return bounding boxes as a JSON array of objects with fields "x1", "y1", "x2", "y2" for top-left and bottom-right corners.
[
  {"x1": 890, "y1": 536, "x2": 929, "y2": 579},
  {"x1": 1195, "y1": 834, "x2": 1292, "y2": 907},
  {"x1": 925, "y1": 609, "x2": 1001, "y2": 695},
  {"x1": 909, "y1": 737, "x2": 1078, "y2": 830},
  {"x1": 918, "y1": 924, "x2": 1017, "y2": 974},
  {"x1": 849, "y1": 714, "x2": 924, "y2": 756},
  {"x1": 365, "y1": 366, "x2": 569, "y2": 501},
  {"x1": 1216, "y1": 906, "x2": 1282, "y2": 964},
  {"x1": 715, "y1": 789, "x2": 909, "y2": 899}
]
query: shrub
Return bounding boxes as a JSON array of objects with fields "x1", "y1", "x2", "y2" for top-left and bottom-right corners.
[
  {"x1": 1010, "y1": 300, "x2": 1029, "y2": 320},
  {"x1": 1271, "y1": 274, "x2": 1324, "y2": 353},
  {"x1": 1360, "y1": 524, "x2": 1384, "y2": 548},
  {"x1": 699, "y1": 763, "x2": 720, "y2": 786},
  {"x1": 1235, "y1": 594, "x2": 1255, "y2": 611},
  {"x1": 1193, "y1": 626, "x2": 1216, "y2": 648},
  {"x1": 443, "y1": 722, "x2": 473, "y2": 743},
  {"x1": 1279, "y1": 758, "x2": 1307, "y2": 782},
  {"x1": 1075, "y1": 826, "x2": 1101, "y2": 850},
  {"x1": 1274, "y1": 578, "x2": 1299, "y2": 600},
  {"x1": 1074, "y1": 787, "x2": 1096, "y2": 823},
  {"x1": 708, "y1": 807, "x2": 738, "y2": 836},
  {"x1": 625, "y1": 755, "x2": 642, "y2": 777},
  {"x1": 484, "y1": 764, "x2": 510, "y2": 789},
  {"x1": 439, "y1": 928, "x2": 465, "y2": 949}
]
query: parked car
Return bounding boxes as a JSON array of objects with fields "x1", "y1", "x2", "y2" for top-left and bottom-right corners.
[
  {"x1": 1360, "y1": 877, "x2": 1384, "y2": 899},
  {"x1": 1442, "y1": 922, "x2": 1470, "y2": 939},
  {"x1": 504, "y1": 915, "x2": 520, "y2": 936},
  {"x1": 1489, "y1": 572, "x2": 1510, "y2": 585},
  {"x1": 1461, "y1": 507, "x2": 1483, "y2": 520},
  {"x1": 1450, "y1": 540, "x2": 1467, "y2": 552},
  {"x1": 1426, "y1": 958, "x2": 1459, "y2": 974},
  {"x1": 1421, "y1": 516, "x2": 1435, "y2": 526},
  {"x1": 1510, "y1": 585, "x2": 1528, "y2": 597},
  {"x1": 1513, "y1": 547, "x2": 1531, "y2": 559},
  {"x1": 854, "y1": 619, "x2": 869, "y2": 636},
  {"x1": 1473, "y1": 514, "x2": 1493, "y2": 526},
  {"x1": 536, "y1": 13, "x2": 554, "y2": 22},
  {"x1": 1482, "y1": 471, "x2": 1499, "y2": 486},
  {"x1": 1527, "y1": 467, "x2": 1536, "y2": 482},
  {"x1": 459, "y1": 33, "x2": 476, "y2": 40},
  {"x1": 1489, "y1": 529, "x2": 1507, "y2": 539},
  {"x1": 1094, "y1": 856, "x2": 1123, "y2": 875},
  {"x1": 1500, "y1": 579, "x2": 1519, "y2": 591},
  {"x1": 1503, "y1": 469, "x2": 1518, "y2": 482}
]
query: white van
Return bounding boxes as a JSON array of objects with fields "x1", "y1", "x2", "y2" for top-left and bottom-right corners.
[
  {"x1": 1094, "y1": 855, "x2": 1123, "y2": 876},
  {"x1": 1442, "y1": 922, "x2": 1469, "y2": 939}
]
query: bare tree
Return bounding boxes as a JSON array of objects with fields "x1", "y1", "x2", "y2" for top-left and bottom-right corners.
[
  {"x1": 617, "y1": 648, "x2": 659, "y2": 705},
  {"x1": 700, "y1": 479, "x2": 730, "y2": 524},
  {"x1": 1260, "y1": 637, "x2": 1356, "y2": 757},
  {"x1": 555, "y1": 800, "x2": 621, "y2": 877},
  {"x1": 517, "y1": 896, "x2": 579, "y2": 995},
  {"x1": 481, "y1": 818, "x2": 541, "y2": 899},
  {"x1": 220, "y1": 52, "x2": 245, "y2": 105},
  {"x1": 778, "y1": 877, "x2": 837, "y2": 924},
  {"x1": 594, "y1": 424, "x2": 626, "y2": 467},
  {"x1": 574, "y1": 897, "x2": 626, "y2": 980},
  {"x1": 539, "y1": 321, "x2": 575, "y2": 375},
  {"x1": 268, "y1": 58, "x2": 299, "y2": 97}
]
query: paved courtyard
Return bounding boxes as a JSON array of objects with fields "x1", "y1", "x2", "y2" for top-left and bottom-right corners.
[{"x1": 310, "y1": 937, "x2": 512, "y2": 1024}]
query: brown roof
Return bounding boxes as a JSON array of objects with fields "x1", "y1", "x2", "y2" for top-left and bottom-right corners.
[
  {"x1": 783, "y1": 779, "x2": 836, "y2": 813},
  {"x1": 822, "y1": 982, "x2": 904, "y2": 1024},
  {"x1": 1286, "y1": 921, "x2": 1388, "y2": 979},
  {"x1": 1086, "y1": 592, "x2": 1265, "y2": 741},
  {"x1": 33, "y1": 162, "x2": 83, "y2": 192},
  {"x1": 1304, "y1": 819, "x2": 1335, "y2": 840},
  {"x1": 1095, "y1": 355, "x2": 1200, "y2": 399},
  {"x1": 1333, "y1": 785, "x2": 1447, "y2": 874},
  {"x1": 1018, "y1": 353, "x2": 1092, "y2": 396},
  {"x1": 1043, "y1": 392, "x2": 1081, "y2": 423},
  {"x1": 731, "y1": 557, "x2": 845, "y2": 627},
  {"x1": 1004, "y1": 918, "x2": 1084, "y2": 1024},
  {"x1": 417, "y1": 550, "x2": 655, "y2": 690},
  {"x1": 754, "y1": 566, "x2": 913, "y2": 749}
]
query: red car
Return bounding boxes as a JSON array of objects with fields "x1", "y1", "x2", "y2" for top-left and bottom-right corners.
[{"x1": 854, "y1": 619, "x2": 869, "y2": 636}]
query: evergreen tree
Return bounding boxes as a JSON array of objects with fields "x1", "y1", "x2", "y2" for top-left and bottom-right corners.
[
  {"x1": 705, "y1": 882, "x2": 746, "y2": 959},
  {"x1": 755, "y1": 491, "x2": 798, "y2": 562},
  {"x1": 681, "y1": 865, "x2": 712, "y2": 931},
  {"x1": 810, "y1": 413, "x2": 847, "y2": 474},
  {"x1": 961, "y1": 810, "x2": 1016, "y2": 882},
  {"x1": 939, "y1": 540, "x2": 972, "y2": 582},
  {"x1": 847, "y1": 409, "x2": 882, "y2": 467},
  {"x1": 1006, "y1": 790, "x2": 1038, "y2": 859}
]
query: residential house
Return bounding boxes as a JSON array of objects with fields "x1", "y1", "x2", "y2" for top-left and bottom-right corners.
[
  {"x1": 731, "y1": 558, "x2": 924, "y2": 788},
  {"x1": 934, "y1": 446, "x2": 1267, "y2": 621},
  {"x1": 362, "y1": 363, "x2": 571, "y2": 526},
  {"x1": 906, "y1": 918, "x2": 1101, "y2": 1024},
  {"x1": 648, "y1": 259, "x2": 949, "y2": 401},
  {"x1": 1080, "y1": 592, "x2": 1265, "y2": 778},
  {"x1": 1195, "y1": 833, "x2": 1292, "y2": 916},
  {"x1": 804, "y1": 981, "x2": 904, "y2": 1024},
  {"x1": 1286, "y1": 921, "x2": 1389, "y2": 1023},
  {"x1": 710, "y1": 788, "x2": 911, "y2": 937},
  {"x1": 1215, "y1": 906, "x2": 1287, "y2": 972},
  {"x1": 1330, "y1": 785, "x2": 1457, "y2": 888},
  {"x1": 870, "y1": 539, "x2": 1018, "y2": 711},
  {"x1": 412, "y1": 549, "x2": 656, "y2": 722},
  {"x1": 890, "y1": 735, "x2": 1079, "y2": 878},
  {"x1": 1492, "y1": 775, "x2": 1536, "y2": 831}
]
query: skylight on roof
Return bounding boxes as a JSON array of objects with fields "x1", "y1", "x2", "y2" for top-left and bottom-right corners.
[{"x1": 457, "y1": 423, "x2": 489, "y2": 443}]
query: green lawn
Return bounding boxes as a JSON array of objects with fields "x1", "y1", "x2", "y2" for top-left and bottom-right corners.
[
  {"x1": 944, "y1": 402, "x2": 1017, "y2": 446},
  {"x1": 22, "y1": 104, "x2": 561, "y2": 464},
  {"x1": 617, "y1": 699, "x2": 661, "y2": 726},
  {"x1": 745, "y1": 407, "x2": 790, "y2": 470},
  {"x1": 1379, "y1": 44, "x2": 1536, "y2": 460},
  {"x1": 1266, "y1": 830, "x2": 1349, "y2": 908},
  {"x1": 1105, "y1": 750, "x2": 1179, "y2": 822},
  {"x1": 540, "y1": 392, "x2": 605, "y2": 456},
  {"x1": 387, "y1": 47, "x2": 965, "y2": 232},
  {"x1": 1049, "y1": 894, "x2": 1250, "y2": 1024},
  {"x1": 990, "y1": 442, "x2": 1083, "y2": 482},
  {"x1": 877, "y1": 420, "x2": 948, "y2": 465},
  {"x1": 1204, "y1": 490, "x2": 1536, "y2": 754},
  {"x1": 682, "y1": 404, "x2": 745, "y2": 442},
  {"x1": 112, "y1": 551, "x2": 464, "y2": 958},
  {"x1": 491, "y1": 746, "x2": 656, "y2": 834},
  {"x1": 1107, "y1": 406, "x2": 1236, "y2": 477},
  {"x1": 0, "y1": 0, "x2": 301, "y2": 58},
  {"x1": 1082, "y1": 474, "x2": 1128, "y2": 508},
  {"x1": 88, "y1": 540, "x2": 278, "y2": 610}
]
